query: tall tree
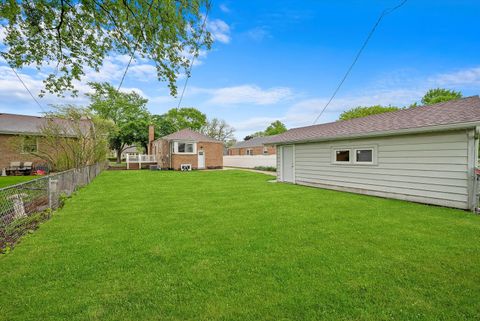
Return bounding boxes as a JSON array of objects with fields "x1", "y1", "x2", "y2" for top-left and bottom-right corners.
[
  {"x1": 264, "y1": 120, "x2": 287, "y2": 136},
  {"x1": 87, "y1": 82, "x2": 150, "y2": 163},
  {"x1": 245, "y1": 120, "x2": 287, "y2": 139},
  {"x1": 421, "y1": 88, "x2": 463, "y2": 105},
  {"x1": 0, "y1": 0, "x2": 212, "y2": 96},
  {"x1": 339, "y1": 105, "x2": 400, "y2": 121},
  {"x1": 151, "y1": 107, "x2": 207, "y2": 139},
  {"x1": 201, "y1": 118, "x2": 235, "y2": 142}
]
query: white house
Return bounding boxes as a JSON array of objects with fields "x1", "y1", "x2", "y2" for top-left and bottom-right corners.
[{"x1": 269, "y1": 96, "x2": 480, "y2": 211}]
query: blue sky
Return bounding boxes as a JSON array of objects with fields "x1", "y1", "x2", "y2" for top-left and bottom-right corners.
[{"x1": 1, "y1": 0, "x2": 480, "y2": 139}]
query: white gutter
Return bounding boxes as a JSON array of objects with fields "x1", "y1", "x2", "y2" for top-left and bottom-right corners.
[{"x1": 269, "y1": 121, "x2": 480, "y2": 146}]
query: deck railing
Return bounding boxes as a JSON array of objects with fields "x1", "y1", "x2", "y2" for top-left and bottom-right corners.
[{"x1": 126, "y1": 154, "x2": 157, "y2": 169}]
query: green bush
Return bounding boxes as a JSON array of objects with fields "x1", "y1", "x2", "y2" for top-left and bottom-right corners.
[{"x1": 253, "y1": 166, "x2": 276, "y2": 172}]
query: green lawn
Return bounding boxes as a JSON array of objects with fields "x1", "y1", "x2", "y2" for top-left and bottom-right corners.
[
  {"x1": 0, "y1": 175, "x2": 37, "y2": 188},
  {"x1": 1, "y1": 170, "x2": 480, "y2": 321}
]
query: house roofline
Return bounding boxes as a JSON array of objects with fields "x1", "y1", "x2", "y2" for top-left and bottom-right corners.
[
  {"x1": 0, "y1": 130, "x2": 78, "y2": 138},
  {"x1": 268, "y1": 121, "x2": 480, "y2": 145}
]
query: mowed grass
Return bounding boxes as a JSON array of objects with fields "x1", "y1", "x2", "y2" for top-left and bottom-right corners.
[
  {"x1": 0, "y1": 175, "x2": 37, "y2": 188},
  {"x1": 1, "y1": 170, "x2": 480, "y2": 321}
]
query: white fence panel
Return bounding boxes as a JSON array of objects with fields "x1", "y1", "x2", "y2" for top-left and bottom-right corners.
[{"x1": 223, "y1": 155, "x2": 277, "y2": 168}]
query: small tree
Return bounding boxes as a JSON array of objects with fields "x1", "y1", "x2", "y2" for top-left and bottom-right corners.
[
  {"x1": 339, "y1": 105, "x2": 399, "y2": 121},
  {"x1": 19, "y1": 106, "x2": 111, "y2": 171},
  {"x1": 421, "y1": 88, "x2": 462, "y2": 105}
]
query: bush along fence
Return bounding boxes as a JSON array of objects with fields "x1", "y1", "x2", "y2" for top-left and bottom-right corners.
[{"x1": 0, "y1": 162, "x2": 107, "y2": 253}]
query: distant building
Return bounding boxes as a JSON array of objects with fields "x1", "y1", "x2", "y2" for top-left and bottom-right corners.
[
  {"x1": 227, "y1": 136, "x2": 277, "y2": 156},
  {"x1": 150, "y1": 127, "x2": 223, "y2": 170}
]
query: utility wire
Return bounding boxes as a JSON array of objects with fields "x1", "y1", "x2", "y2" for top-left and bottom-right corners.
[
  {"x1": 9, "y1": 64, "x2": 46, "y2": 112},
  {"x1": 176, "y1": 1, "x2": 212, "y2": 109},
  {"x1": 312, "y1": 0, "x2": 408, "y2": 124},
  {"x1": 116, "y1": 0, "x2": 155, "y2": 93}
]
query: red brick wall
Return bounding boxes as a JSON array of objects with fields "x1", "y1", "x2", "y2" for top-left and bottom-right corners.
[
  {"x1": 172, "y1": 141, "x2": 223, "y2": 170},
  {"x1": 0, "y1": 134, "x2": 45, "y2": 170},
  {"x1": 152, "y1": 139, "x2": 170, "y2": 169},
  {"x1": 152, "y1": 139, "x2": 223, "y2": 170},
  {"x1": 228, "y1": 145, "x2": 276, "y2": 156}
]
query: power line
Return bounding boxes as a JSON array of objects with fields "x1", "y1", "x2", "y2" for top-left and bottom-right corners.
[
  {"x1": 312, "y1": 0, "x2": 408, "y2": 124},
  {"x1": 8, "y1": 65, "x2": 46, "y2": 112},
  {"x1": 115, "y1": 0, "x2": 155, "y2": 93},
  {"x1": 176, "y1": 1, "x2": 212, "y2": 109}
]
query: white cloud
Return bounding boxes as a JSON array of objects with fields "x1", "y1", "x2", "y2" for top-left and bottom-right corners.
[
  {"x1": 219, "y1": 4, "x2": 230, "y2": 13},
  {"x1": 207, "y1": 19, "x2": 231, "y2": 44},
  {"x1": 429, "y1": 67, "x2": 480, "y2": 87},
  {"x1": 247, "y1": 27, "x2": 271, "y2": 42},
  {"x1": 196, "y1": 85, "x2": 293, "y2": 105}
]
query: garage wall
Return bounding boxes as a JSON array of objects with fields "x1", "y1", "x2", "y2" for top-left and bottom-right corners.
[{"x1": 278, "y1": 130, "x2": 475, "y2": 209}]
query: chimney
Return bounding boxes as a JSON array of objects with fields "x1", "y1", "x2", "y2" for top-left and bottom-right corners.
[{"x1": 148, "y1": 125, "x2": 155, "y2": 155}]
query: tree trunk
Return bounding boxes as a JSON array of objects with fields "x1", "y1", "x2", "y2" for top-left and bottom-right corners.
[{"x1": 116, "y1": 149, "x2": 122, "y2": 164}]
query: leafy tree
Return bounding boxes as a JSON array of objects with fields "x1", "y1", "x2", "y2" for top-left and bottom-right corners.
[
  {"x1": 0, "y1": 0, "x2": 212, "y2": 96},
  {"x1": 339, "y1": 105, "x2": 400, "y2": 121},
  {"x1": 151, "y1": 114, "x2": 177, "y2": 138},
  {"x1": 421, "y1": 88, "x2": 463, "y2": 105},
  {"x1": 87, "y1": 82, "x2": 150, "y2": 163},
  {"x1": 264, "y1": 120, "x2": 287, "y2": 136},
  {"x1": 245, "y1": 121, "x2": 287, "y2": 139},
  {"x1": 201, "y1": 118, "x2": 235, "y2": 142},
  {"x1": 163, "y1": 108, "x2": 207, "y2": 131},
  {"x1": 225, "y1": 138, "x2": 237, "y2": 148}
]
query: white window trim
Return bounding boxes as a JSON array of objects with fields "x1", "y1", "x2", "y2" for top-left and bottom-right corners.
[
  {"x1": 353, "y1": 147, "x2": 377, "y2": 165},
  {"x1": 331, "y1": 145, "x2": 377, "y2": 166},
  {"x1": 246, "y1": 148, "x2": 253, "y2": 156},
  {"x1": 332, "y1": 148, "x2": 351, "y2": 164},
  {"x1": 173, "y1": 141, "x2": 197, "y2": 155}
]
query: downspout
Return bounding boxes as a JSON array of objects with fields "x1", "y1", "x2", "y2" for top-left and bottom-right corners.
[{"x1": 169, "y1": 141, "x2": 173, "y2": 169}]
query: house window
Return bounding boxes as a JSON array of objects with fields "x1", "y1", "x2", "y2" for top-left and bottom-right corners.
[
  {"x1": 355, "y1": 148, "x2": 373, "y2": 163},
  {"x1": 263, "y1": 147, "x2": 268, "y2": 155},
  {"x1": 22, "y1": 137, "x2": 38, "y2": 153},
  {"x1": 334, "y1": 149, "x2": 350, "y2": 163},
  {"x1": 177, "y1": 142, "x2": 195, "y2": 154},
  {"x1": 246, "y1": 149, "x2": 253, "y2": 155}
]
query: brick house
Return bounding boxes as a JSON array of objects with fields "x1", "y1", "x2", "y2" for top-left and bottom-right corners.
[
  {"x1": 150, "y1": 128, "x2": 223, "y2": 170},
  {"x1": 228, "y1": 136, "x2": 277, "y2": 156},
  {"x1": 0, "y1": 113, "x2": 91, "y2": 172},
  {"x1": 0, "y1": 113, "x2": 53, "y2": 171}
]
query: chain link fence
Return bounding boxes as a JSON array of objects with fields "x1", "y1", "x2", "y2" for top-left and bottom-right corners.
[{"x1": 0, "y1": 162, "x2": 107, "y2": 252}]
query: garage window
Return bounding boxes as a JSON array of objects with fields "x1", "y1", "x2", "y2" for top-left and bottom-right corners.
[
  {"x1": 334, "y1": 149, "x2": 350, "y2": 163},
  {"x1": 355, "y1": 148, "x2": 373, "y2": 163}
]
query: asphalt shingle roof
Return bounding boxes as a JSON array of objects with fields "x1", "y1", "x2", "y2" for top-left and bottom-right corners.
[
  {"x1": 161, "y1": 128, "x2": 221, "y2": 143},
  {"x1": 232, "y1": 135, "x2": 280, "y2": 148},
  {"x1": 269, "y1": 96, "x2": 480, "y2": 144},
  {"x1": 0, "y1": 113, "x2": 91, "y2": 136}
]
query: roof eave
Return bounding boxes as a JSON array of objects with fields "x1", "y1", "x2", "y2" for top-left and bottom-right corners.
[{"x1": 269, "y1": 121, "x2": 480, "y2": 145}]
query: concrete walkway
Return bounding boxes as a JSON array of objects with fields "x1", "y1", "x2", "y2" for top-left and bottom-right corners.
[{"x1": 223, "y1": 167, "x2": 277, "y2": 176}]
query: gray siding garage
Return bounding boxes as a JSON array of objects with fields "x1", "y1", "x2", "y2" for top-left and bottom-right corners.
[{"x1": 270, "y1": 96, "x2": 480, "y2": 211}]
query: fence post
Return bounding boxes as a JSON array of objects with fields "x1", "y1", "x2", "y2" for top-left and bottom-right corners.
[{"x1": 48, "y1": 178, "x2": 58, "y2": 209}]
